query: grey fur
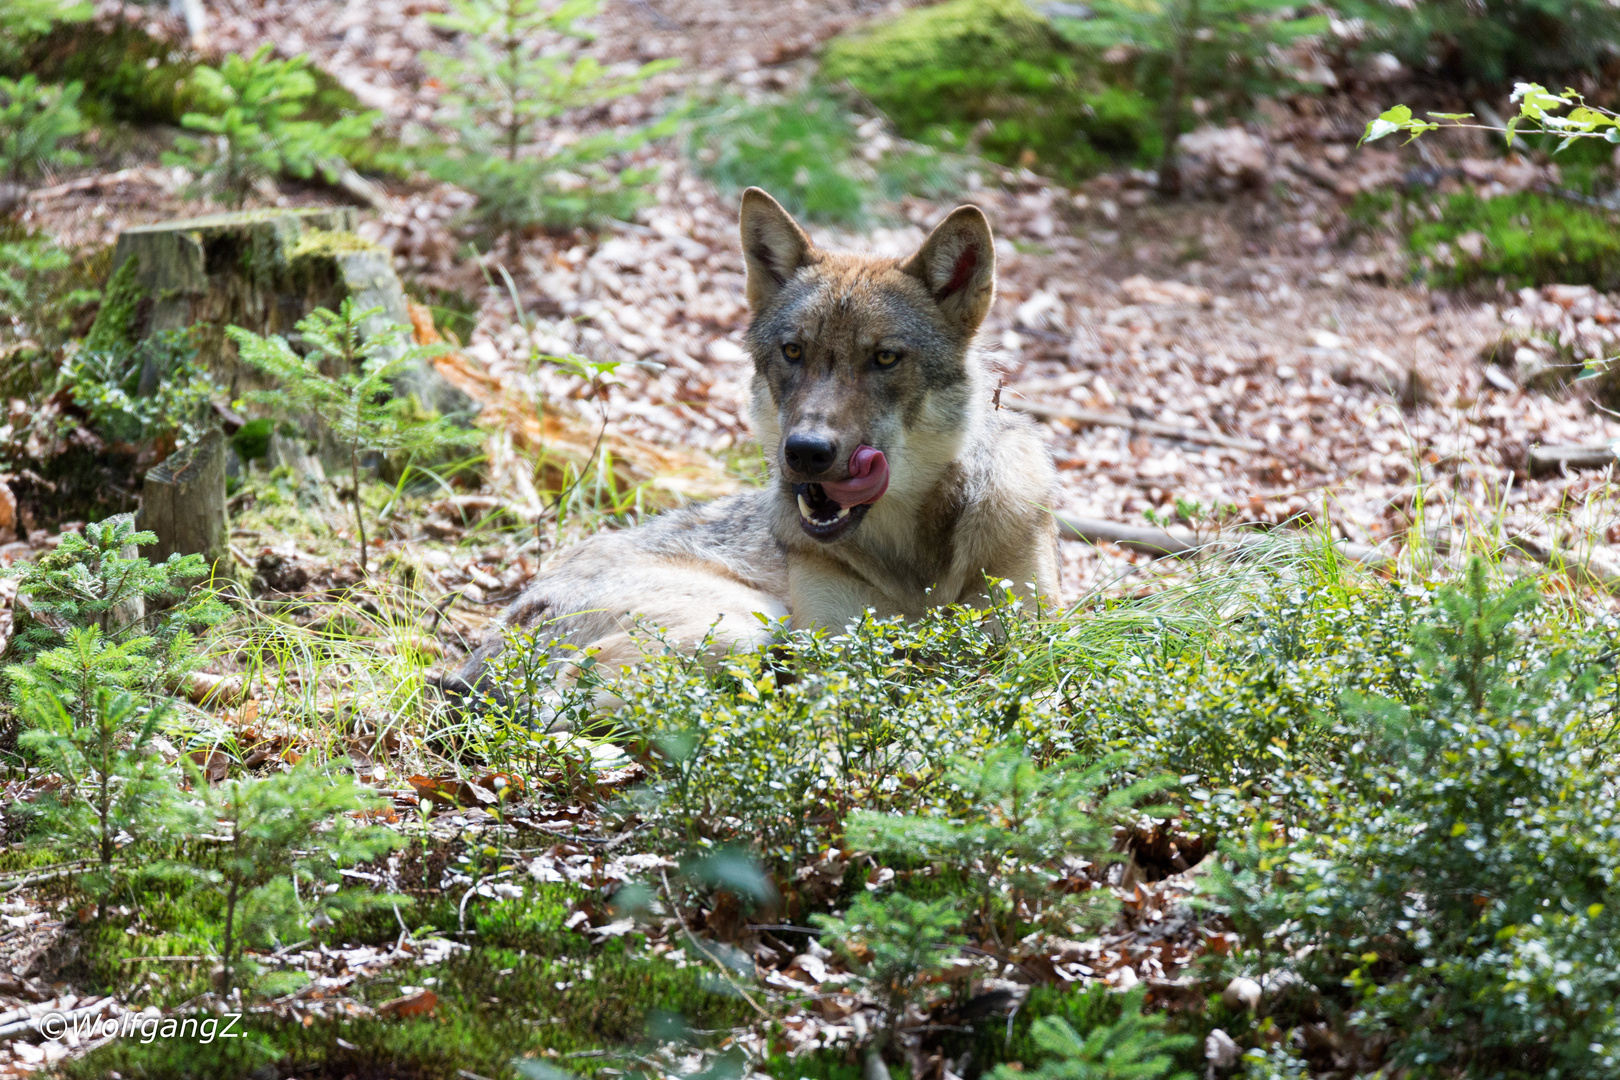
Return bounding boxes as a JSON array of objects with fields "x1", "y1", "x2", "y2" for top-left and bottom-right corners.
[{"x1": 444, "y1": 189, "x2": 1058, "y2": 701}]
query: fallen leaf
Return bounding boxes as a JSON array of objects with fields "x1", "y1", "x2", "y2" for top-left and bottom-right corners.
[
  {"x1": 188, "y1": 749, "x2": 230, "y2": 783},
  {"x1": 378, "y1": 989, "x2": 437, "y2": 1018}
]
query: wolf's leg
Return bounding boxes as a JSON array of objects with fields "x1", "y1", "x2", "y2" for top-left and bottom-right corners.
[{"x1": 786, "y1": 561, "x2": 890, "y2": 631}]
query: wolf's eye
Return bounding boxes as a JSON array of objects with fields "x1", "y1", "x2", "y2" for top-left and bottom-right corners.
[
  {"x1": 782, "y1": 343, "x2": 803, "y2": 362},
  {"x1": 874, "y1": 349, "x2": 900, "y2": 368}
]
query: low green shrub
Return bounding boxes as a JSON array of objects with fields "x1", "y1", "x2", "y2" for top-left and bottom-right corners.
[
  {"x1": 846, "y1": 746, "x2": 1168, "y2": 944},
  {"x1": 1071, "y1": 560, "x2": 1422, "y2": 834},
  {"x1": 0, "y1": 231, "x2": 100, "y2": 384},
  {"x1": 685, "y1": 90, "x2": 969, "y2": 227},
  {"x1": 610, "y1": 601, "x2": 1064, "y2": 884},
  {"x1": 820, "y1": 0, "x2": 1160, "y2": 180},
  {"x1": 61, "y1": 326, "x2": 220, "y2": 447},
  {"x1": 1204, "y1": 563, "x2": 1620, "y2": 1077}
]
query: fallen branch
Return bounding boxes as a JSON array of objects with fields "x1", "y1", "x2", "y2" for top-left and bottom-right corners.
[
  {"x1": 1008, "y1": 399, "x2": 1265, "y2": 452},
  {"x1": 0, "y1": 859, "x2": 102, "y2": 894},
  {"x1": 1528, "y1": 443, "x2": 1617, "y2": 477},
  {"x1": 1055, "y1": 514, "x2": 1391, "y2": 568}
]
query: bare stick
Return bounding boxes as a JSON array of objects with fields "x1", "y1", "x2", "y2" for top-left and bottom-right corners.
[
  {"x1": 1055, "y1": 514, "x2": 1391, "y2": 568},
  {"x1": 1009, "y1": 399, "x2": 1265, "y2": 452}
]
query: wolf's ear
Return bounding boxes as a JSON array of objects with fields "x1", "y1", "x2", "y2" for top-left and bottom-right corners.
[
  {"x1": 740, "y1": 188, "x2": 815, "y2": 311},
  {"x1": 902, "y1": 205, "x2": 996, "y2": 334}
]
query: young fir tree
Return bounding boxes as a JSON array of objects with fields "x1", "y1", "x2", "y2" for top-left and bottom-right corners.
[
  {"x1": 1056, "y1": 0, "x2": 1325, "y2": 194},
  {"x1": 422, "y1": 0, "x2": 677, "y2": 247},
  {"x1": 5, "y1": 517, "x2": 225, "y2": 917},
  {"x1": 991, "y1": 989, "x2": 1194, "y2": 1080},
  {"x1": 226, "y1": 299, "x2": 481, "y2": 576},
  {"x1": 15, "y1": 685, "x2": 193, "y2": 917},
  {"x1": 811, "y1": 892, "x2": 964, "y2": 1052},
  {"x1": 187, "y1": 764, "x2": 403, "y2": 995},
  {"x1": 0, "y1": 74, "x2": 86, "y2": 183},
  {"x1": 165, "y1": 45, "x2": 377, "y2": 208}
]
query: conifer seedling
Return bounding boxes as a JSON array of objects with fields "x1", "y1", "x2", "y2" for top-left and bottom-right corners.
[
  {"x1": 185, "y1": 764, "x2": 403, "y2": 995},
  {"x1": 6, "y1": 517, "x2": 224, "y2": 918},
  {"x1": 227, "y1": 299, "x2": 481, "y2": 576},
  {"x1": 423, "y1": 0, "x2": 677, "y2": 245},
  {"x1": 165, "y1": 45, "x2": 377, "y2": 207},
  {"x1": 0, "y1": 74, "x2": 86, "y2": 183}
]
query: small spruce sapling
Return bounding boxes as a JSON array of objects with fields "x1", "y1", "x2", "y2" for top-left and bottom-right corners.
[
  {"x1": 187, "y1": 763, "x2": 403, "y2": 995},
  {"x1": 423, "y1": 0, "x2": 677, "y2": 245},
  {"x1": 165, "y1": 45, "x2": 379, "y2": 208},
  {"x1": 1056, "y1": 1, "x2": 1325, "y2": 194},
  {"x1": 990, "y1": 988, "x2": 1194, "y2": 1080},
  {"x1": 0, "y1": 74, "x2": 87, "y2": 183},
  {"x1": 226, "y1": 298, "x2": 481, "y2": 576},
  {"x1": 15, "y1": 687, "x2": 193, "y2": 917},
  {"x1": 6, "y1": 515, "x2": 225, "y2": 673},
  {"x1": 0, "y1": 235, "x2": 98, "y2": 349},
  {"x1": 5, "y1": 517, "x2": 225, "y2": 916},
  {"x1": 811, "y1": 892, "x2": 964, "y2": 1052}
]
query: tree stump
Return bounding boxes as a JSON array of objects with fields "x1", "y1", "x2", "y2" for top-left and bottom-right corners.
[
  {"x1": 86, "y1": 208, "x2": 472, "y2": 442},
  {"x1": 137, "y1": 428, "x2": 228, "y2": 570}
]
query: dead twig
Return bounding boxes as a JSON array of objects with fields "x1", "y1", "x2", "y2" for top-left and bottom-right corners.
[
  {"x1": 1009, "y1": 399, "x2": 1265, "y2": 452},
  {"x1": 1055, "y1": 514, "x2": 1391, "y2": 568},
  {"x1": 1527, "y1": 443, "x2": 1617, "y2": 477},
  {"x1": 660, "y1": 869, "x2": 771, "y2": 1021}
]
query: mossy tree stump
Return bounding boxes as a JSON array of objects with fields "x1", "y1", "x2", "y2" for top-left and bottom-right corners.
[
  {"x1": 85, "y1": 209, "x2": 473, "y2": 528},
  {"x1": 88, "y1": 207, "x2": 471, "y2": 427}
]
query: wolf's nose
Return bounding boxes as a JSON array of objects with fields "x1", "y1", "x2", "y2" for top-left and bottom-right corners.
[{"x1": 784, "y1": 433, "x2": 838, "y2": 476}]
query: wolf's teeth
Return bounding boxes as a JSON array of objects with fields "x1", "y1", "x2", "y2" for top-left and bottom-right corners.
[{"x1": 835, "y1": 506, "x2": 850, "y2": 519}]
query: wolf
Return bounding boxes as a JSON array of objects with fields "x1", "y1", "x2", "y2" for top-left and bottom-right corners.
[{"x1": 444, "y1": 187, "x2": 1059, "y2": 700}]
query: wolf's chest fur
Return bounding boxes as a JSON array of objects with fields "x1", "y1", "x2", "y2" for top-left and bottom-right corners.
[{"x1": 448, "y1": 189, "x2": 1058, "y2": 696}]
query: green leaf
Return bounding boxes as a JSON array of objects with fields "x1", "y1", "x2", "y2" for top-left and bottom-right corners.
[{"x1": 1360, "y1": 104, "x2": 1413, "y2": 146}]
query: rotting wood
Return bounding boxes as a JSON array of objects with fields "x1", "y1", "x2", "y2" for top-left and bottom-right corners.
[
  {"x1": 1055, "y1": 513, "x2": 1391, "y2": 568},
  {"x1": 1528, "y1": 442, "x2": 1617, "y2": 476},
  {"x1": 1010, "y1": 399, "x2": 1266, "y2": 452},
  {"x1": 138, "y1": 428, "x2": 228, "y2": 570}
]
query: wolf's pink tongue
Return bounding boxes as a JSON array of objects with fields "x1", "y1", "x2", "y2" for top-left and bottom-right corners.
[{"x1": 821, "y1": 445, "x2": 889, "y2": 507}]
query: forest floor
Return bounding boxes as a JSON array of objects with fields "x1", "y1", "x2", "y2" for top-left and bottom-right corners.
[{"x1": 4, "y1": 0, "x2": 1620, "y2": 1076}]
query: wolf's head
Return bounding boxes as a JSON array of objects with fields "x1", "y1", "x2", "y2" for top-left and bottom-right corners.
[{"x1": 739, "y1": 187, "x2": 996, "y2": 544}]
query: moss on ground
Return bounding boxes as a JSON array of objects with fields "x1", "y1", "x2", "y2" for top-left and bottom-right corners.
[
  {"x1": 1358, "y1": 188, "x2": 1620, "y2": 292},
  {"x1": 820, "y1": 0, "x2": 1158, "y2": 180},
  {"x1": 66, "y1": 880, "x2": 755, "y2": 1080}
]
